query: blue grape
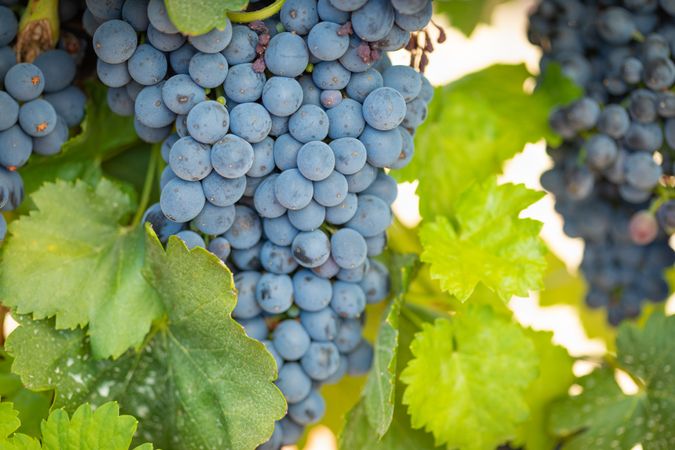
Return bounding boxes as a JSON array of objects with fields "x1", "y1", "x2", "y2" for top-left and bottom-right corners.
[
  {"x1": 300, "y1": 307, "x2": 339, "y2": 341},
  {"x1": 256, "y1": 273, "x2": 294, "y2": 312},
  {"x1": 288, "y1": 200, "x2": 326, "y2": 231},
  {"x1": 347, "y1": 340, "x2": 373, "y2": 375},
  {"x1": 327, "y1": 0, "x2": 367, "y2": 12},
  {"x1": 585, "y1": 134, "x2": 618, "y2": 170},
  {"x1": 188, "y1": 52, "x2": 228, "y2": 88},
  {"x1": 142, "y1": 203, "x2": 184, "y2": 243},
  {"x1": 280, "y1": 0, "x2": 319, "y2": 35},
  {"x1": 289, "y1": 105, "x2": 329, "y2": 143},
  {"x1": 275, "y1": 168, "x2": 315, "y2": 210},
  {"x1": 174, "y1": 230, "x2": 205, "y2": 249},
  {"x1": 169, "y1": 43, "x2": 197, "y2": 74},
  {"x1": 269, "y1": 114, "x2": 289, "y2": 137},
  {"x1": 312, "y1": 61, "x2": 351, "y2": 89},
  {"x1": 320, "y1": 90, "x2": 343, "y2": 109},
  {"x1": 331, "y1": 228, "x2": 367, "y2": 269},
  {"x1": 230, "y1": 103, "x2": 272, "y2": 144},
  {"x1": 298, "y1": 75, "x2": 321, "y2": 106},
  {"x1": 313, "y1": 171, "x2": 349, "y2": 207},
  {"x1": 288, "y1": 390, "x2": 325, "y2": 425},
  {"x1": 0, "y1": 6, "x2": 17, "y2": 47},
  {"x1": 169, "y1": 136, "x2": 212, "y2": 181},
  {"x1": 189, "y1": 19, "x2": 233, "y2": 53},
  {"x1": 97, "y1": 60, "x2": 131, "y2": 87},
  {"x1": 186, "y1": 100, "x2": 229, "y2": 144},
  {"x1": 210, "y1": 134, "x2": 254, "y2": 179},
  {"x1": 359, "y1": 259, "x2": 390, "y2": 303},
  {"x1": 317, "y1": 0, "x2": 350, "y2": 23},
  {"x1": 365, "y1": 232, "x2": 386, "y2": 256},
  {"x1": 33, "y1": 50, "x2": 76, "y2": 93},
  {"x1": 82, "y1": 9, "x2": 104, "y2": 36},
  {"x1": 0, "y1": 46, "x2": 16, "y2": 87},
  {"x1": 126, "y1": 81, "x2": 144, "y2": 101},
  {"x1": 239, "y1": 315, "x2": 269, "y2": 340},
  {"x1": 147, "y1": 0, "x2": 178, "y2": 33},
  {"x1": 231, "y1": 242, "x2": 262, "y2": 270},
  {"x1": 312, "y1": 255, "x2": 340, "y2": 279},
  {"x1": 394, "y1": 1, "x2": 432, "y2": 32},
  {"x1": 625, "y1": 153, "x2": 662, "y2": 191},
  {"x1": 292, "y1": 230, "x2": 331, "y2": 267},
  {"x1": 224, "y1": 205, "x2": 263, "y2": 249},
  {"x1": 162, "y1": 74, "x2": 206, "y2": 115},
  {"x1": 128, "y1": 44, "x2": 168, "y2": 86},
  {"x1": 202, "y1": 172, "x2": 246, "y2": 207},
  {"x1": 391, "y1": 0, "x2": 429, "y2": 15},
  {"x1": 330, "y1": 137, "x2": 367, "y2": 175},
  {"x1": 362, "y1": 171, "x2": 398, "y2": 204},
  {"x1": 18, "y1": 99, "x2": 57, "y2": 137},
  {"x1": 260, "y1": 241, "x2": 298, "y2": 274},
  {"x1": 389, "y1": 127, "x2": 414, "y2": 170},
  {"x1": 339, "y1": 35, "x2": 377, "y2": 73},
  {"x1": 222, "y1": 25, "x2": 258, "y2": 65},
  {"x1": 375, "y1": 24, "x2": 409, "y2": 51},
  {"x1": 326, "y1": 98, "x2": 366, "y2": 139},
  {"x1": 254, "y1": 174, "x2": 287, "y2": 218},
  {"x1": 297, "y1": 141, "x2": 335, "y2": 181},
  {"x1": 273, "y1": 134, "x2": 302, "y2": 170},
  {"x1": 263, "y1": 215, "x2": 299, "y2": 246},
  {"x1": 135, "y1": 83, "x2": 176, "y2": 128},
  {"x1": 300, "y1": 341, "x2": 340, "y2": 380},
  {"x1": 33, "y1": 116, "x2": 68, "y2": 156},
  {"x1": 346, "y1": 194, "x2": 391, "y2": 237},
  {"x1": 360, "y1": 125, "x2": 403, "y2": 168},
  {"x1": 346, "y1": 163, "x2": 377, "y2": 193},
  {"x1": 307, "y1": 21, "x2": 349, "y2": 61},
  {"x1": 346, "y1": 68, "x2": 383, "y2": 102},
  {"x1": 292, "y1": 269, "x2": 332, "y2": 311},
  {"x1": 244, "y1": 176, "x2": 264, "y2": 197},
  {"x1": 596, "y1": 7, "x2": 636, "y2": 45},
  {"x1": 86, "y1": 0, "x2": 123, "y2": 20},
  {"x1": 248, "y1": 136, "x2": 275, "y2": 177},
  {"x1": 323, "y1": 355, "x2": 348, "y2": 385},
  {"x1": 273, "y1": 320, "x2": 311, "y2": 361},
  {"x1": 337, "y1": 260, "x2": 368, "y2": 282},
  {"x1": 598, "y1": 105, "x2": 630, "y2": 139},
  {"x1": 402, "y1": 97, "x2": 427, "y2": 129},
  {"x1": 4, "y1": 63, "x2": 44, "y2": 101},
  {"x1": 146, "y1": 24, "x2": 185, "y2": 52},
  {"x1": 258, "y1": 423, "x2": 283, "y2": 450},
  {"x1": 0, "y1": 91, "x2": 19, "y2": 131},
  {"x1": 160, "y1": 178, "x2": 205, "y2": 222},
  {"x1": 121, "y1": 0, "x2": 149, "y2": 32},
  {"x1": 276, "y1": 363, "x2": 312, "y2": 403},
  {"x1": 351, "y1": 0, "x2": 395, "y2": 41},
  {"x1": 362, "y1": 87, "x2": 407, "y2": 130},
  {"x1": 134, "y1": 118, "x2": 171, "y2": 143},
  {"x1": 265, "y1": 32, "x2": 309, "y2": 77},
  {"x1": 92, "y1": 19, "x2": 137, "y2": 64},
  {"x1": 0, "y1": 166, "x2": 23, "y2": 211},
  {"x1": 325, "y1": 192, "x2": 358, "y2": 225},
  {"x1": 262, "y1": 77, "x2": 303, "y2": 117},
  {"x1": 207, "y1": 236, "x2": 231, "y2": 261},
  {"x1": 335, "y1": 318, "x2": 362, "y2": 353},
  {"x1": 0, "y1": 125, "x2": 32, "y2": 168},
  {"x1": 263, "y1": 339, "x2": 284, "y2": 370}
]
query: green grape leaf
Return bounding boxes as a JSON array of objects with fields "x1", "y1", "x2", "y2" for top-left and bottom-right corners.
[
  {"x1": 394, "y1": 64, "x2": 580, "y2": 219},
  {"x1": 0, "y1": 179, "x2": 163, "y2": 359},
  {"x1": 165, "y1": 0, "x2": 246, "y2": 36},
  {"x1": 0, "y1": 350, "x2": 50, "y2": 437},
  {"x1": 400, "y1": 306, "x2": 539, "y2": 450},
  {"x1": 550, "y1": 313, "x2": 675, "y2": 449},
  {"x1": 19, "y1": 83, "x2": 139, "y2": 212},
  {"x1": 513, "y1": 329, "x2": 574, "y2": 450},
  {"x1": 434, "y1": 0, "x2": 511, "y2": 36},
  {"x1": 6, "y1": 227, "x2": 286, "y2": 450},
  {"x1": 419, "y1": 178, "x2": 546, "y2": 301},
  {"x1": 0, "y1": 402, "x2": 21, "y2": 439},
  {"x1": 363, "y1": 253, "x2": 418, "y2": 436}
]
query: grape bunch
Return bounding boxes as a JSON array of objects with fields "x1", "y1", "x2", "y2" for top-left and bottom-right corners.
[
  {"x1": 88, "y1": 0, "x2": 435, "y2": 447},
  {"x1": 529, "y1": 0, "x2": 675, "y2": 324},
  {"x1": 0, "y1": 2, "x2": 87, "y2": 242}
]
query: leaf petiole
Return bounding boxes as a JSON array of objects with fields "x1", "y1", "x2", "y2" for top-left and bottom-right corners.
[{"x1": 130, "y1": 144, "x2": 161, "y2": 228}]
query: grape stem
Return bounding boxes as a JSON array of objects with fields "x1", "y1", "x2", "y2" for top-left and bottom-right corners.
[
  {"x1": 131, "y1": 144, "x2": 161, "y2": 228},
  {"x1": 228, "y1": 0, "x2": 286, "y2": 23},
  {"x1": 16, "y1": 0, "x2": 59, "y2": 62}
]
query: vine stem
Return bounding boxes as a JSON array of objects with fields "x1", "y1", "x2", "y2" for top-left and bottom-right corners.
[
  {"x1": 16, "y1": 0, "x2": 59, "y2": 62},
  {"x1": 228, "y1": 0, "x2": 286, "y2": 23},
  {"x1": 131, "y1": 144, "x2": 161, "y2": 228}
]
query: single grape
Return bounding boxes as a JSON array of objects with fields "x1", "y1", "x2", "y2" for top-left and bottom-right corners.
[
  {"x1": 207, "y1": 236, "x2": 231, "y2": 261},
  {"x1": 297, "y1": 141, "x2": 335, "y2": 181},
  {"x1": 0, "y1": 124, "x2": 32, "y2": 168},
  {"x1": 265, "y1": 32, "x2": 310, "y2": 78},
  {"x1": 288, "y1": 105, "x2": 329, "y2": 143},
  {"x1": 160, "y1": 178, "x2": 206, "y2": 223},
  {"x1": 276, "y1": 363, "x2": 312, "y2": 403},
  {"x1": 189, "y1": 19, "x2": 233, "y2": 53},
  {"x1": 275, "y1": 168, "x2": 315, "y2": 210},
  {"x1": 331, "y1": 281, "x2": 366, "y2": 318},
  {"x1": 362, "y1": 87, "x2": 406, "y2": 131},
  {"x1": 325, "y1": 98, "x2": 366, "y2": 139},
  {"x1": 273, "y1": 320, "x2": 311, "y2": 361},
  {"x1": 224, "y1": 205, "x2": 263, "y2": 249},
  {"x1": 300, "y1": 341, "x2": 340, "y2": 380},
  {"x1": 135, "y1": 83, "x2": 176, "y2": 128},
  {"x1": 92, "y1": 19, "x2": 137, "y2": 64},
  {"x1": 229, "y1": 102, "x2": 272, "y2": 144},
  {"x1": 287, "y1": 200, "x2": 326, "y2": 231},
  {"x1": 162, "y1": 74, "x2": 207, "y2": 115},
  {"x1": 307, "y1": 21, "x2": 349, "y2": 61},
  {"x1": 201, "y1": 172, "x2": 246, "y2": 207},
  {"x1": 4, "y1": 63, "x2": 45, "y2": 102},
  {"x1": 256, "y1": 273, "x2": 294, "y2": 312},
  {"x1": 33, "y1": 50, "x2": 77, "y2": 93},
  {"x1": 263, "y1": 215, "x2": 299, "y2": 247},
  {"x1": 211, "y1": 134, "x2": 255, "y2": 179},
  {"x1": 186, "y1": 100, "x2": 229, "y2": 144},
  {"x1": 262, "y1": 76, "x2": 303, "y2": 117},
  {"x1": 18, "y1": 99, "x2": 57, "y2": 137},
  {"x1": 254, "y1": 173, "x2": 288, "y2": 218},
  {"x1": 188, "y1": 52, "x2": 228, "y2": 88},
  {"x1": 174, "y1": 230, "x2": 205, "y2": 249},
  {"x1": 292, "y1": 230, "x2": 331, "y2": 268},
  {"x1": 351, "y1": 0, "x2": 395, "y2": 41}
]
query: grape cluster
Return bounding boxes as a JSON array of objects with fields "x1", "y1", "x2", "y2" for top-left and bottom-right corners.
[
  {"x1": 529, "y1": 0, "x2": 675, "y2": 324},
  {"x1": 88, "y1": 0, "x2": 434, "y2": 447},
  {"x1": 0, "y1": 2, "x2": 87, "y2": 241}
]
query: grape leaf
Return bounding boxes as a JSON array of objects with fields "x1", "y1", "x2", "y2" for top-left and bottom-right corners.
[
  {"x1": 400, "y1": 305, "x2": 539, "y2": 450},
  {"x1": 6, "y1": 227, "x2": 286, "y2": 450},
  {"x1": 513, "y1": 329, "x2": 574, "y2": 450},
  {"x1": 419, "y1": 178, "x2": 546, "y2": 302},
  {"x1": 434, "y1": 0, "x2": 511, "y2": 36},
  {"x1": 165, "y1": 0, "x2": 246, "y2": 36},
  {"x1": 0, "y1": 401, "x2": 21, "y2": 439},
  {"x1": 19, "y1": 83, "x2": 139, "y2": 212},
  {"x1": 0, "y1": 179, "x2": 163, "y2": 359},
  {"x1": 394, "y1": 64, "x2": 581, "y2": 219},
  {"x1": 550, "y1": 313, "x2": 675, "y2": 449}
]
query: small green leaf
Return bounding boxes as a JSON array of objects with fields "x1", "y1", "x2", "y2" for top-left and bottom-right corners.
[
  {"x1": 6, "y1": 226, "x2": 286, "y2": 450},
  {"x1": 165, "y1": 0, "x2": 246, "y2": 35},
  {"x1": 400, "y1": 306, "x2": 539, "y2": 450},
  {"x1": 0, "y1": 402, "x2": 21, "y2": 439},
  {"x1": 550, "y1": 313, "x2": 675, "y2": 449},
  {"x1": 0, "y1": 179, "x2": 163, "y2": 359},
  {"x1": 419, "y1": 178, "x2": 546, "y2": 301},
  {"x1": 434, "y1": 0, "x2": 511, "y2": 36}
]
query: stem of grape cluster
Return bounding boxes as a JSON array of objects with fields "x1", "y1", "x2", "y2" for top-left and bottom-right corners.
[
  {"x1": 228, "y1": 0, "x2": 286, "y2": 23},
  {"x1": 16, "y1": 0, "x2": 59, "y2": 62},
  {"x1": 131, "y1": 144, "x2": 161, "y2": 228}
]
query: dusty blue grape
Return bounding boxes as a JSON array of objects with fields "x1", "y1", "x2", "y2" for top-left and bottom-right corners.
[
  {"x1": 337, "y1": 260, "x2": 368, "y2": 282},
  {"x1": 340, "y1": 35, "x2": 376, "y2": 73},
  {"x1": 160, "y1": 178, "x2": 205, "y2": 223},
  {"x1": 19, "y1": 99, "x2": 57, "y2": 137},
  {"x1": 362, "y1": 171, "x2": 398, "y2": 204},
  {"x1": 275, "y1": 168, "x2": 314, "y2": 210},
  {"x1": 289, "y1": 105, "x2": 329, "y2": 143},
  {"x1": 97, "y1": 60, "x2": 131, "y2": 87},
  {"x1": 122, "y1": 0, "x2": 149, "y2": 31},
  {"x1": 308, "y1": 21, "x2": 349, "y2": 61},
  {"x1": 375, "y1": 24, "x2": 409, "y2": 51},
  {"x1": 331, "y1": 227, "x2": 367, "y2": 269},
  {"x1": 351, "y1": 0, "x2": 394, "y2": 41},
  {"x1": 168, "y1": 136, "x2": 211, "y2": 181},
  {"x1": 260, "y1": 242, "x2": 298, "y2": 274},
  {"x1": 292, "y1": 229, "x2": 331, "y2": 267},
  {"x1": 243, "y1": 175, "x2": 264, "y2": 197},
  {"x1": 33, "y1": 116, "x2": 68, "y2": 156},
  {"x1": 360, "y1": 259, "x2": 390, "y2": 303},
  {"x1": 274, "y1": 134, "x2": 302, "y2": 170},
  {"x1": 233, "y1": 271, "x2": 263, "y2": 319},
  {"x1": 263, "y1": 215, "x2": 299, "y2": 246},
  {"x1": 134, "y1": 118, "x2": 171, "y2": 143},
  {"x1": 128, "y1": 44, "x2": 167, "y2": 85},
  {"x1": 0, "y1": 166, "x2": 23, "y2": 211},
  {"x1": 281, "y1": 0, "x2": 319, "y2": 35},
  {"x1": 362, "y1": 87, "x2": 406, "y2": 130},
  {"x1": 300, "y1": 341, "x2": 340, "y2": 380},
  {"x1": 207, "y1": 236, "x2": 231, "y2": 261},
  {"x1": 187, "y1": 100, "x2": 230, "y2": 144},
  {"x1": 276, "y1": 363, "x2": 312, "y2": 403},
  {"x1": 146, "y1": 24, "x2": 185, "y2": 52},
  {"x1": 347, "y1": 340, "x2": 373, "y2": 375},
  {"x1": 317, "y1": 0, "x2": 350, "y2": 22},
  {"x1": 330, "y1": 137, "x2": 367, "y2": 175},
  {"x1": 288, "y1": 200, "x2": 326, "y2": 231},
  {"x1": 625, "y1": 152, "x2": 662, "y2": 191},
  {"x1": 239, "y1": 315, "x2": 268, "y2": 340},
  {"x1": 331, "y1": 281, "x2": 366, "y2": 318},
  {"x1": 93, "y1": 19, "x2": 137, "y2": 64},
  {"x1": 222, "y1": 25, "x2": 258, "y2": 65},
  {"x1": 33, "y1": 50, "x2": 76, "y2": 93},
  {"x1": 419, "y1": 75, "x2": 433, "y2": 103},
  {"x1": 162, "y1": 74, "x2": 206, "y2": 115},
  {"x1": 390, "y1": 126, "x2": 414, "y2": 169},
  {"x1": 298, "y1": 74, "x2": 321, "y2": 106},
  {"x1": 360, "y1": 125, "x2": 403, "y2": 167},
  {"x1": 126, "y1": 81, "x2": 143, "y2": 101},
  {"x1": 248, "y1": 136, "x2": 275, "y2": 177},
  {"x1": 188, "y1": 52, "x2": 228, "y2": 88},
  {"x1": 135, "y1": 83, "x2": 176, "y2": 128},
  {"x1": 256, "y1": 272, "x2": 294, "y2": 312},
  {"x1": 596, "y1": 7, "x2": 636, "y2": 45},
  {"x1": 365, "y1": 232, "x2": 386, "y2": 256},
  {"x1": 254, "y1": 174, "x2": 287, "y2": 218},
  {"x1": 346, "y1": 163, "x2": 377, "y2": 193},
  {"x1": 160, "y1": 133, "x2": 180, "y2": 161},
  {"x1": 0, "y1": 125, "x2": 31, "y2": 167},
  {"x1": 346, "y1": 194, "x2": 391, "y2": 237},
  {"x1": 192, "y1": 202, "x2": 236, "y2": 235},
  {"x1": 335, "y1": 318, "x2": 362, "y2": 353},
  {"x1": 147, "y1": 0, "x2": 178, "y2": 33},
  {"x1": 292, "y1": 269, "x2": 332, "y2": 311},
  {"x1": 202, "y1": 172, "x2": 245, "y2": 207},
  {"x1": 224, "y1": 63, "x2": 266, "y2": 102},
  {"x1": 312, "y1": 61, "x2": 351, "y2": 89},
  {"x1": 297, "y1": 141, "x2": 335, "y2": 181},
  {"x1": 402, "y1": 97, "x2": 427, "y2": 129},
  {"x1": 142, "y1": 203, "x2": 184, "y2": 243},
  {"x1": 269, "y1": 114, "x2": 289, "y2": 137},
  {"x1": 394, "y1": 0, "x2": 432, "y2": 32},
  {"x1": 0, "y1": 91, "x2": 18, "y2": 131},
  {"x1": 326, "y1": 99, "x2": 366, "y2": 139},
  {"x1": 313, "y1": 171, "x2": 349, "y2": 207},
  {"x1": 288, "y1": 390, "x2": 325, "y2": 425},
  {"x1": 300, "y1": 307, "x2": 339, "y2": 341},
  {"x1": 230, "y1": 102, "x2": 272, "y2": 143},
  {"x1": 4, "y1": 63, "x2": 44, "y2": 101},
  {"x1": 86, "y1": 0, "x2": 123, "y2": 20},
  {"x1": 210, "y1": 134, "x2": 254, "y2": 179},
  {"x1": 273, "y1": 320, "x2": 311, "y2": 361},
  {"x1": 169, "y1": 43, "x2": 197, "y2": 74},
  {"x1": 320, "y1": 90, "x2": 342, "y2": 109},
  {"x1": 346, "y1": 68, "x2": 383, "y2": 102},
  {"x1": 263, "y1": 339, "x2": 284, "y2": 370},
  {"x1": 174, "y1": 230, "x2": 205, "y2": 249},
  {"x1": 262, "y1": 77, "x2": 304, "y2": 117},
  {"x1": 160, "y1": 166, "x2": 176, "y2": 190},
  {"x1": 325, "y1": 192, "x2": 358, "y2": 225},
  {"x1": 0, "y1": 46, "x2": 16, "y2": 87},
  {"x1": 0, "y1": 6, "x2": 17, "y2": 47},
  {"x1": 82, "y1": 9, "x2": 104, "y2": 36},
  {"x1": 265, "y1": 32, "x2": 309, "y2": 77},
  {"x1": 231, "y1": 242, "x2": 262, "y2": 270},
  {"x1": 312, "y1": 255, "x2": 340, "y2": 279},
  {"x1": 189, "y1": 19, "x2": 233, "y2": 53}
]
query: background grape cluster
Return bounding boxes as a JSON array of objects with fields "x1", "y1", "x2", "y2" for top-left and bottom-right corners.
[
  {"x1": 87, "y1": 0, "x2": 434, "y2": 447},
  {"x1": 529, "y1": 0, "x2": 675, "y2": 325},
  {"x1": 0, "y1": 1, "x2": 87, "y2": 242}
]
